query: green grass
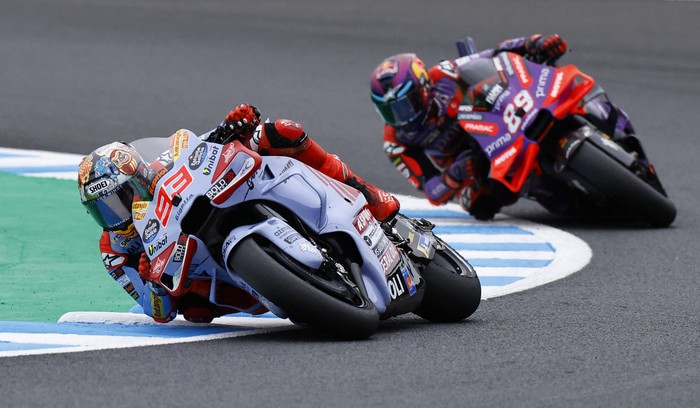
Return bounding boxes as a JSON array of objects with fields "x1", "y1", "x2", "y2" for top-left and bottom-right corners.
[{"x1": 0, "y1": 172, "x2": 133, "y2": 322}]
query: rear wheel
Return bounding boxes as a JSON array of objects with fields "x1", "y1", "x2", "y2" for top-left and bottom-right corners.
[
  {"x1": 413, "y1": 240, "x2": 481, "y2": 322},
  {"x1": 567, "y1": 141, "x2": 676, "y2": 227},
  {"x1": 228, "y1": 236, "x2": 379, "y2": 339}
]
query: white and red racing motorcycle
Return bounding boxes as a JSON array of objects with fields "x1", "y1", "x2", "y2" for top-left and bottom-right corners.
[{"x1": 130, "y1": 131, "x2": 480, "y2": 339}]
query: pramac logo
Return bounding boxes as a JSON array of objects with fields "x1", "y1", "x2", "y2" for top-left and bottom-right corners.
[{"x1": 461, "y1": 121, "x2": 499, "y2": 136}]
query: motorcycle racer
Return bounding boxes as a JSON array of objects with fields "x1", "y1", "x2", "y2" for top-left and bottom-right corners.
[
  {"x1": 205, "y1": 104, "x2": 400, "y2": 222},
  {"x1": 371, "y1": 34, "x2": 638, "y2": 220},
  {"x1": 78, "y1": 107, "x2": 399, "y2": 324},
  {"x1": 78, "y1": 139, "x2": 264, "y2": 323}
]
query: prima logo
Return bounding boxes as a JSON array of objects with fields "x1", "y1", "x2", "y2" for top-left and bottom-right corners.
[
  {"x1": 485, "y1": 134, "x2": 513, "y2": 156},
  {"x1": 536, "y1": 68, "x2": 550, "y2": 98}
]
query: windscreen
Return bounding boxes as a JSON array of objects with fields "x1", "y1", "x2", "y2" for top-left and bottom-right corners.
[
  {"x1": 457, "y1": 58, "x2": 508, "y2": 110},
  {"x1": 129, "y1": 137, "x2": 171, "y2": 165}
]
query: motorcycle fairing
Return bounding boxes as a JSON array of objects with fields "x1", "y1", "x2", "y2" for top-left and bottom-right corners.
[
  {"x1": 456, "y1": 52, "x2": 596, "y2": 194},
  {"x1": 220, "y1": 217, "x2": 325, "y2": 273},
  {"x1": 134, "y1": 134, "x2": 399, "y2": 314},
  {"x1": 489, "y1": 136, "x2": 540, "y2": 193},
  {"x1": 208, "y1": 142, "x2": 262, "y2": 205},
  {"x1": 133, "y1": 133, "x2": 223, "y2": 292},
  {"x1": 543, "y1": 65, "x2": 595, "y2": 119},
  {"x1": 218, "y1": 157, "x2": 396, "y2": 312}
]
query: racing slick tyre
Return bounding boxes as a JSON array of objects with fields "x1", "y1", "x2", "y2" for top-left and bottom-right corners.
[
  {"x1": 567, "y1": 141, "x2": 676, "y2": 227},
  {"x1": 413, "y1": 239, "x2": 481, "y2": 322},
  {"x1": 228, "y1": 235, "x2": 380, "y2": 340}
]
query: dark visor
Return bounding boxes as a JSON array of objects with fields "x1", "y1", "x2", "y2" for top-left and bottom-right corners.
[
  {"x1": 372, "y1": 81, "x2": 424, "y2": 127},
  {"x1": 84, "y1": 185, "x2": 134, "y2": 230}
]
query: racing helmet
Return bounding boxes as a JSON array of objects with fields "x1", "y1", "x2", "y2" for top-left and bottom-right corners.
[
  {"x1": 78, "y1": 142, "x2": 151, "y2": 231},
  {"x1": 370, "y1": 53, "x2": 433, "y2": 130}
]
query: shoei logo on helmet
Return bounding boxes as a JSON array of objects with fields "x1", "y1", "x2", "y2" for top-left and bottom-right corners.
[{"x1": 86, "y1": 177, "x2": 116, "y2": 198}]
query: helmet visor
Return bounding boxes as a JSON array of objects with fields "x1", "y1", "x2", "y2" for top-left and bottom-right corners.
[
  {"x1": 84, "y1": 185, "x2": 134, "y2": 230},
  {"x1": 372, "y1": 81, "x2": 425, "y2": 127}
]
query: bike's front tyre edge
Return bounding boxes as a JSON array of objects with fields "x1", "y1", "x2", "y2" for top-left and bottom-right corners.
[
  {"x1": 568, "y1": 141, "x2": 676, "y2": 227},
  {"x1": 413, "y1": 240, "x2": 481, "y2": 323},
  {"x1": 227, "y1": 236, "x2": 380, "y2": 340}
]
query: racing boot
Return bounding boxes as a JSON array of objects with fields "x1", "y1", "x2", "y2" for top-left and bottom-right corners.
[
  {"x1": 345, "y1": 175, "x2": 401, "y2": 222},
  {"x1": 300, "y1": 138, "x2": 400, "y2": 222}
]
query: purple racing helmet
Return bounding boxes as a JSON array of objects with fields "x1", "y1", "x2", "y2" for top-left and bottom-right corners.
[{"x1": 370, "y1": 53, "x2": 432, "y2": 130}]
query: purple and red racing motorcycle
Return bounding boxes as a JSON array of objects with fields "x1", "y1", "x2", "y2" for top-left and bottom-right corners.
[{"x1": 453, "y1": 37, "x2": 675, "y2": 226}]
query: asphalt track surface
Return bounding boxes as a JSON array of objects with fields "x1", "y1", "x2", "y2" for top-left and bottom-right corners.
[{"x1": 1, "y1": 0, "x2": 699, "y2": 407}]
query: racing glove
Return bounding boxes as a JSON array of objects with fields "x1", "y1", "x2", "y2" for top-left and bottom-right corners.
[
  {"x1": 445, "y1": 150, "x2": 477, "y2": 190},
  {"x1": 224, "y1": 104, "x2": 261, "y2": 139},
  {"x1": 138, "y1": 252, "x2": 151, "y2": 281},
  {"x1": 525, "y1": 34, "x2": 567, "y2": 64}
]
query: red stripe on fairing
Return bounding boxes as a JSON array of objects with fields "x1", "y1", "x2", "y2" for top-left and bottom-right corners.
[{"x1": 308, "y1": 167, "x2": 360, "y2": 203}]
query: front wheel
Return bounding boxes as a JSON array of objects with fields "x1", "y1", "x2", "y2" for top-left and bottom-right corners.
[
  {"x1": 228, "y1": 236, "x2": 380, "y2": 339},
  {"x1": 567, "y1": 141, "x2": 676, "y2": 227},
  {"x1": 413, "y1": 239, "x2": 481, "y2": 322}
]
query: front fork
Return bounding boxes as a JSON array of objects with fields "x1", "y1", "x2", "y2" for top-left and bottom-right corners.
[{"x1": 377, "y1": 214, "x2": 442, "y2": 319}]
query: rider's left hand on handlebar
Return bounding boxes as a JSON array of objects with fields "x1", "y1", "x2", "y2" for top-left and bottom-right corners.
[
  {"x1": 526, "y1": 34, "x2": 567, "y2": 64},
  {"x1": 224, "y1": 104, "x2": 261, "y2": 139}
]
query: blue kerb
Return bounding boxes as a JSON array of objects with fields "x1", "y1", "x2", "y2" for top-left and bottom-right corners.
[
  {"x1": 0, "y1": 341, "x2": 72, "y2": 351},
  {"x1": 470, "y1": 258, "x2": 552, "y2": 268},
  {"x1": 0, "y1": 321, "x2": 249, "y2": 338},
  {"x1": 0, "y1": 165, "x2": 78, "y2": 174},
  {"x1": 0, "y1": 152, "x2": 32, "y2": 159},
  {"x1": 400, "y1": 209, "x2": 471, "y2": 219},
  {"x1": 434, "y1": 225, "x2": 532, "y2": 235},
  {"x1": 452, "y1": 242, "x2": 554, "y2": 251},
  {"x1": 479, "y1": 276, "x2": 524, "y2": 286}
]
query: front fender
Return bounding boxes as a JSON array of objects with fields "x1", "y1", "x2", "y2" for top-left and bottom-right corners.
[
  {"x1": 554, "y1": 124, "x2": 636, "y2": 173},
  {"x1": 221, "y1": 217, "x2": 325, "y2": 271}
]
